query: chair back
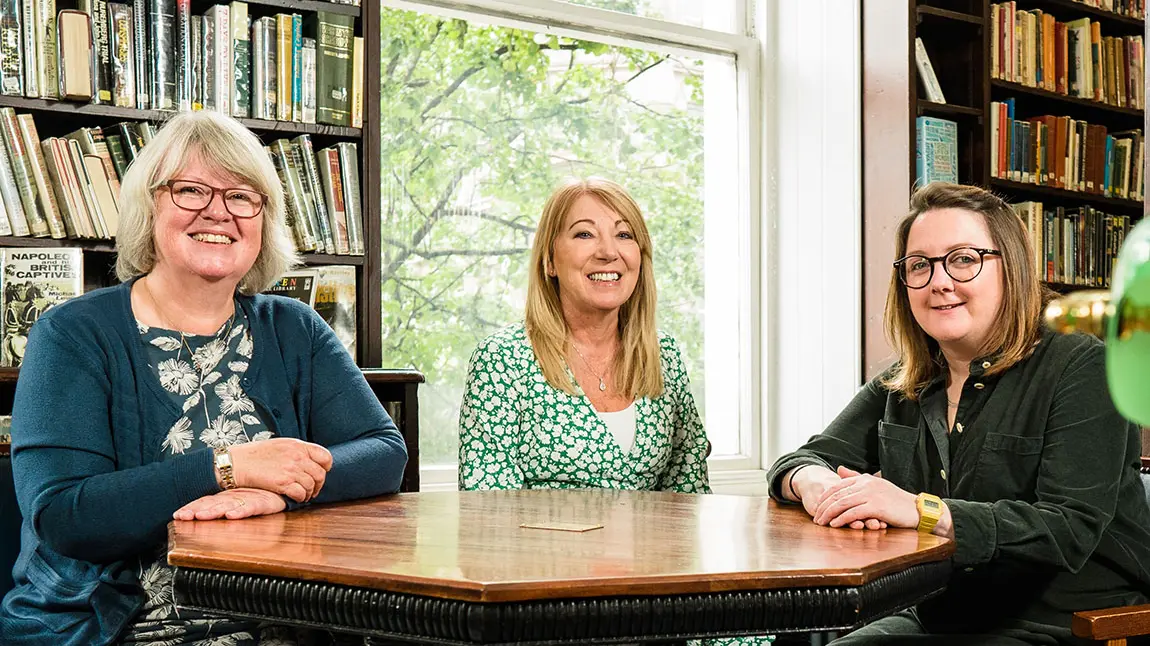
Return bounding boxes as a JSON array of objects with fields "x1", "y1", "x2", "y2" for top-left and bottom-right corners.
[{"x1": 0, "y1": 456, "x2": 20, "y2": 596}]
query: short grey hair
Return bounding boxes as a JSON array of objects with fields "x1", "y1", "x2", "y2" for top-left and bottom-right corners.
[{"x1": 115, "y1": 110, "x2": 299, "y2": 294}]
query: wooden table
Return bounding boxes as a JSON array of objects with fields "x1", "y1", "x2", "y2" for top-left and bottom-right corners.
[{"x1": 169, "y1": 489, "x2": 954, "y2": 644}]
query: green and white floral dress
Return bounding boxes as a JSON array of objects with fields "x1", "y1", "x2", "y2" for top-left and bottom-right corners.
[{"x1": 458, "y1": 324, "x2": 772, "y2": 646}]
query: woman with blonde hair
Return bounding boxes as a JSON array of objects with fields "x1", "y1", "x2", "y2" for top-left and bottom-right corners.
[
  {"x1": 767, "y1": 182, "x2": 1150, "y2": 644},
  {"x1": 0, "y1": 110, "x2": 407, "y2": 645},
  {"x1": 458, "y1": 176, "x2": 707, "y2": 492}
]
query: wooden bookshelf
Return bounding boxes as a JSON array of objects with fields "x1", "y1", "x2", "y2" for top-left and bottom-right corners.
[{"x1": 862, "y1": 0, "x2": 1147, "y2": 376}]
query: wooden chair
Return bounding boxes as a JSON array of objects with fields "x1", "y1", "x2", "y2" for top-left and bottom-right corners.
[{"x1": 1071, "y1": 459, "x2": 1150, "y2": 646}]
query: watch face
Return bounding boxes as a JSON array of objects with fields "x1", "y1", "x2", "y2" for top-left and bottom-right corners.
[
  {"x1": 215, "y1": 453, "x2": 231, "y2": 469},
  {"x1": 924, "y1": 499, "x2": 941, "y2": 511}
]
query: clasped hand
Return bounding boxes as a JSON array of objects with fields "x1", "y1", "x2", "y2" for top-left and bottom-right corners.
[
  {"x1": 174, "y1": 438, "x2": 333, "y2": 521},
  {"x1": 811, "y1": 466, "x2": 919, "y2": 530}
]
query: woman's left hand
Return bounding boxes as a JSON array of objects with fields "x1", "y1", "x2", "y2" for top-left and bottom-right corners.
[
  {"x1": 173, "y1": 488, "x2": 287, "y2": 521},
  {"x1": 811, "y1": 466, "x2": 920, "y2": 529}
]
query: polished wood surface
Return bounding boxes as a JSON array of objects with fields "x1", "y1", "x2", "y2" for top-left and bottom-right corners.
[
  {"x1": 169, "y1": 489, "x2": 953, "y2": 603},
  {"x1": 1073, "y1": 603, "x2": 1150, "y2": 642}
]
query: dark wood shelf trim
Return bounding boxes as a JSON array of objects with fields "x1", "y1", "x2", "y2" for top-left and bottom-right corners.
[
  {"x1": 1044, "y1": 281, "x2": 1110, "y2": 293},
  {"x1": 301, "y1": 253, "x2": 365, "y2": 267},
  {"x1": 917, "y1": 100, "x2": 984, "y2": 117},
  {"x1": 916, "y1": 6, "x2": 984, "y2": 25},
  {"x1": 0, "y1": 96, "x2": 361, "y2": 138},
  {"x1": 241, "y1": 0, "x2": 360, "y2": 17},
  {"x1": 0, "y1": 367, "x2": 16, "y2": 384},
  {"x1": 990, "y1": 178, "x2": 1144, "y2": 210},
  {"x1": 1016, "y1": 0, "x2": 1143, "y2": 30},
  {"x1": 991, "y1": 79, "x2": 1144, "y2": 118},
  {"x1": 362, "y1": 369, "x2": 426, "y2": 384},
  {"x1": 0, "y1": 236, "x2": 115, "y2": 252}
]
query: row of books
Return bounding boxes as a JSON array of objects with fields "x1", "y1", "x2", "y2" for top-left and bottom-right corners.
[
  {"x1": 267, "y1": 137, "x2": 365, "y2": 256},
  {"x1": 0, "y1": 111, "x2": 366, "y2": 257},
  {"x1": 1069, "y1": 0, "x2": 1144, "y2": 19},
  {"x1": 991, "y1": 3, "x2": 1145, "y2": 110},
  {"x1": 0, "y1": 247, "x2": 358, "y2": 367},
  {"x1": 991, "y1": 100, "x2": 1144, "y2": 201},
  {"x1": 1011, "y1": 201, "x2": 1135, "y2": 287},
  {"x1": 0, "y1": 1, "x2": 364, "y2": 128}
]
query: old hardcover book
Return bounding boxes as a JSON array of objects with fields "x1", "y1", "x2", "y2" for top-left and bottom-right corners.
[
  {"x1": 79, "y1": 0, "x2": 112, "y2": 103},
  {"x1": 288, "y1": 141, "x2": 324, "y2": 252},
  {"x1": 132, "y1": 0, "x2": 148, "y2": 108},
  {"x1": 335, "y1": 142, "x2": 363, "y2": 255},
  {"x1": 0, "y1": 248, "x2": 83, "y2": 367},
  {"x1": 148, "y1": 0, "x2": 176, "y2": 110},
  {"x1": 230, "y1": 1, "x2": 250, "y2": 117},
  {"x1": 174, "y1": 0, "x2": 191, "y2": 110},
  {"x1": 57, "y1": 10, "x2": 94, "y2": 101},
  {"x1": 201, "y1": 11, "x2": 215, "y2": 111},
  {"x1": 350, "y1": 35, "x2": 363, "y2": 128},
  {"x1": 310, "y1": 11, "x2": 353, "y2": 126},
  {"x1": 36, "y1": 0, "x2": 57, "y2": 98},
  {"x1": 104, "y1": 133, "x2": 128, "y2": 179},
  {"x1": 0, "y1": 147, "x2": 25, "y2": 236},
  {"x1": 65, "y1": 138, "x2": 106, "y2": 238},
  {"x1": 312, "y1": 265, "x2": 355, "y2": 358},
  {"x1": 274, "y1": 13, "x2": 292, "y2": 120},
  {"x1": 290, "y1": 13, "x2": 301, "y2": 122},
  {"x1": 300, "y1": 37, "x2": 315, "y2": 124},
  {"x1": 19, "y1": 0, "x2": 35, "y2": 97},
  {"x1": 190, "y1": 15, "x2": 202, "y2": 109},
  {"x1": 16, "y1": 114, "x2": 65, "y2": 238},
  {"x1": 317, "y1": 146, "x2": 349, "y2": 254},
  {"x1": 268, "y1": 141, "x2": 315, "y2": 251},
  {"x1": 292, "y1": 134, "x2": 334, "y2": 253},
  {"x1": 0, "y1": 107, "x2": 48, "y2": 236},
  {"x1": 205, "y1": 4, "x2": 230, "y2": 114},
  {"x1": 265, "y1": 270, "x2": 317, "y2": 307},
  {"x1": 83, "y1": 154, "x2": 118, "y2": 236},
  {"x1": 0, "y1": 0, "x2": 22, "y2": 96},
  {"x1": 251, "y1": 16, "x2": 275, "y2": 119},
  {"x1": 108, "y1": 2, "x2": 135, "y2": 108},
  {"x1": 64, "y1": 127, "x2": 121, "y2": 201}
]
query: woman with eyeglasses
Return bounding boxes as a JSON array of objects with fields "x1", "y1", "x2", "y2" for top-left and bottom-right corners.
[
  {"x1": 767, "y1": 182, "x2": 1150, "y2": 645},
  {"x1": 0, "y1": 111, "x2": 407, "y2": 646}
]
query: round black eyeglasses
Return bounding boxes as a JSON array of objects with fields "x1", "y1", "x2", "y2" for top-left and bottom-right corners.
[{"x1": 893, "y1": 247, "x2": 1001, "y2": 289}]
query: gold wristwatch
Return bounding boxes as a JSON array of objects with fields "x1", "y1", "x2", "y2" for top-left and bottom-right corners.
[
  {"x1": 213, "y1": 447, "x2": 237, "y2": 490},
  {"x1": 915, "y1": 492, "x2": 942, "y2": 534}
]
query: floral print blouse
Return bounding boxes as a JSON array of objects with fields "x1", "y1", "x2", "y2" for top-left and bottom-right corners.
[{"x1": 458, "y1": 323, "x2": 710, "y2": 493}]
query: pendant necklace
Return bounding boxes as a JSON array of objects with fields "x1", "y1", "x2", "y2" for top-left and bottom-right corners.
[{"x1": 570, "y1": 343, "x2": 609, "y2": 392}]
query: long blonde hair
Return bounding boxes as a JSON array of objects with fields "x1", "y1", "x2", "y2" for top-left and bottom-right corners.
[
  {"x1": 883, "y1": 182, "x2": 1047, "y2": 398},
  {"x1": 115, "y1": 111, "x2": 299, "y2": 294},
  {"x1": 525, "y1": 177, "x2": 663, "y2": 398}
]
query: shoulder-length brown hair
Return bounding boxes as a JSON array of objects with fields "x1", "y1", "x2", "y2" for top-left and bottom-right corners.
[
  {"x1": 883, "y1": 182, "x2": 1047, "y2": 398},
  {"x1": 525, "y1": 177, "x2": 663, "y2": 398}
]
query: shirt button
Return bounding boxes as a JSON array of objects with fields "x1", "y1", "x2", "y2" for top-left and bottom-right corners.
[
  {"x1": 981, "y1": 361, "x2": 991, "y2": 369},
  {"x1": 955, "y1": 422, "x2": 964, "y2": 433},
  {"x1": 973, "y1": 382, "x2": 985, "y2": 389},
  {"x1": 964, "y1": 567, "x2": 974, "y2": 573},
  {"x1": 272, "y1": 408, "x2": 281, "y2": 418},
  {"x1": 940, "y1": 469, "x2": 947, "y2": 480}
]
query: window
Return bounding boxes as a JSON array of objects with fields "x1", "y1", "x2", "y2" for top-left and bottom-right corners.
[
  {"x1": 378, "y1": 0, "x2": 759, "y2": 482},
  {"x1": 558, "y1": 0, "x2": 741, "y2": 32}
]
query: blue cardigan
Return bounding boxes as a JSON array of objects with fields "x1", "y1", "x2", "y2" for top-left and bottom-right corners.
[{"x1": 0, "y1": 279, "x2": 408, "y2": 645}]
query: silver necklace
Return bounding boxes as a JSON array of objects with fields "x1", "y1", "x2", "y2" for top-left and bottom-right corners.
[{"x1": 570, "y1": 343, "x2": 609, "y2": 392}]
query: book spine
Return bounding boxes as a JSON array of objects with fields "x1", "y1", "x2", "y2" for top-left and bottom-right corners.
[
  {"x1": 174, "y1": 0, "x2": 191, "y2": 110},
  {"x1": 21, "y1": 0, "x2": 38, "y2": 97},
  {"x1": 293, "y1": 134, "x2": 334, "y2": 254},
  {"x1": 336, "y1": 142, "x2": 363, "y2": 255},
  {"x1": 190, "y1": 15, "x2": 201, "y2": 109},
  {"x1": 251, "y1": 17, "x2": 269, "y2": 119},
  {"x1": 314, "y1": 12, "x2": 353, "y2": 127},
  {"x1": 148, "y1": 0, "x2": 176, "y2": 110},
  {"x1": 201, "y1": 12, "x2": 215, "y2": 111},
  {"x1": 291, "y1": 13, "x2": 302, "y2": 122},
  {"x1": 91, "y1": 0, "x2": 113, "y2": 103},
  {"x1": 350, "y1": 35, "x2": 363, "y2": 128},
  {"x1": 132, "y1": 0, "x2": 148, "y2": 108},
  {"x1": 213, "y1": 5, "x2": 230, "y2": 114},
  {"x1": 275, "y1": 14, "x2": 291, "y2": 121},
  {"x1": 301, "y1": 37, "x2": 315, "y2": 124},
  {"x1": 318, "y1": 147, "x2": 349, "y2": 254},
  {"x1": 0, "y1": 0, "x2": 23, "y2": 96},
  {"x1": 66, "y1": 138, "x2": 106, "y2": 238},
  {"x1": 40, "y1": 139, "x2": 79, "y2": 238},
  {"x1": 37, "y1": 0, "x2": 56, "y2": 98},
  {"x1": 108, "y1": 3, "x2": 135, "y2": 108},
  {"x1": 0, "y1": 108, "x2": 47, "y2": 236},
  {"x1": 268, "y1": 142, "x2": 314, "y2": 251},
  {"x1": 287, "y1": 142, "x2": 323, "y2": 252},
  {"x1": 231, "y1": 1, "x2": 250, "y2": 117},
  {"x1": 0, "y1": 130, "x2": 28, "y2": 235},
  {"x1": 16, "y1": 114, "x2": 64, "y2": 238}
]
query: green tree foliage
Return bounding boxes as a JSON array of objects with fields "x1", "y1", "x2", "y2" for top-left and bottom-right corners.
[{"x1": 379, "y1": 7, "x2": 705, "y2": 465}]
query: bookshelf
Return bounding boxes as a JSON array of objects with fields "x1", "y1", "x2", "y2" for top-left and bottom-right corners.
[
  {"x1": 0, "y1": 0, "x2": 423, "y2": 487},
  {"x1": 863, "y1": 0, "x2": 1147, "y2": 376}
]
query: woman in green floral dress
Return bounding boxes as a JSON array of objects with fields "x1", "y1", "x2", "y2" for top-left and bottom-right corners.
[{"x1": 458, "y1": 177, "x2": 770, "y2": 645}]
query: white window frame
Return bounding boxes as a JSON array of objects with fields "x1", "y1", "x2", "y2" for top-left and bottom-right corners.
[{"x1": 394, "y1": 0, "x2": 864, "y2": 494}]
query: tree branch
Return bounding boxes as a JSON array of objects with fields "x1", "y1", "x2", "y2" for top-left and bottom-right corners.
[{"x1": 413, "y1": 247, "x2": 528, "y2": 259}]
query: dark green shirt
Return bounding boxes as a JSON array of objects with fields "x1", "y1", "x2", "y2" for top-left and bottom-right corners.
[{"x1": 767, "y1": 329, "x2": 1150, "y2": 636}]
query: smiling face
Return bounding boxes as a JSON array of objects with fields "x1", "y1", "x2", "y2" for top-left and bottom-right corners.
[
  {"x1": 549, "y1": 194, "x2": 642, "y2": 320},
  {"x1": 151, "y1": 155, "x2": 263, "y2": 287},
  {"x1": 903, "y1": 207, "x2": 1004, "y2": 358}
]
